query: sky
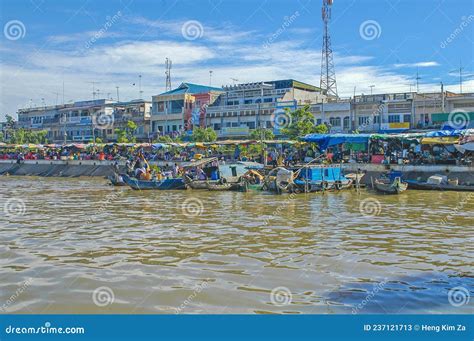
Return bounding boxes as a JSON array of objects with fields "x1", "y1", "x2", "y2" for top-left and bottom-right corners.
[{"x1": 0, "y1": 0, "x2": 473, "y2": 119}]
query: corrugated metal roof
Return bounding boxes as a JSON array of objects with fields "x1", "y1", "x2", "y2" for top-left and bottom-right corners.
[{"x1": 159, "y1": 83, "x2": 223, "y2": 96}]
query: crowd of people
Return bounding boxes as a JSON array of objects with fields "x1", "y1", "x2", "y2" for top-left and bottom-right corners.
[{"x1": 0, "y1": 137, "x2": 472, "y2": 167}]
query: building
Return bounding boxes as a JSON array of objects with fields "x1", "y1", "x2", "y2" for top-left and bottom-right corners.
[
  {"x1": 150, "y1": 83, "x2": 223, "y2": 137},
  {"x1": 206, "y1": 79, "x2": 326, "y2": 138},
  {"x1": 112, "y1": 100, "x2": 151, "y2": 141},
  {"x1": 16, "y1": 99, "x2": 151, "y2": 142}
]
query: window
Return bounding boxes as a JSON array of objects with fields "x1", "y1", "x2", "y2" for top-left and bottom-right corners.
[
  {"x1": 388, "y1": 115, "x2": 400, "y2": 123},
  {"x1": 157, "y1": 102, "x2": 165, "y2": 112},
  {"x1": 316, "y1": 119, "x2": 322, "y2": 125},
  {"x1": 213, "y1": 123, "x2": 221, "y2": 130},
  {"x1": 231, "y1": 122, "x2": 239, "y2": 127},
  {"x1": 244, "y1": 99, "x2": 252, "y2": 104},
  {"x1": 329, "y1": 117, "x2": 341, "y2": 126},
  {"x1": 247, "y1": 122, "x2": 256, "y2": 129},
  {"x1": 343, "y1": 116, "x2": 350, "y2": 129},
  {"x1": 172, "y1": 125, "x2": 177, "y2": 131},
  {"x1": 403, "y1": 114, "x2": 411, "y2": 123},
  {"x1": 358, "y1": 116, "x2": 369, "y2": 125},
  {"x1": 107, "y1": 129, "x2": 112, "y2": 134},
  {"x1": 373, "y1": 116, "x2": 380, "y2": 124},
  {"x1": 263, "y1": 98, "x2": 272, "y2": 103}
]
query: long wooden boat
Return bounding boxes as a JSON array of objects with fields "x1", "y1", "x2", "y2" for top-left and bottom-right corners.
[
  {"x1": 374, "y1": 177, "x2": 408, "y2": 194},
  {"x1": 405, "y1": 180, "x2": 474, "y2": 192},
  {"x1": 121, "y1": 174, "x2": 186, "y2": 190}
]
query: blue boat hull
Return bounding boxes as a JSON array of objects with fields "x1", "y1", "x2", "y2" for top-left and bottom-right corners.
[{"x1": 121, "y1": 174, "x2": 186, "y2": 190}]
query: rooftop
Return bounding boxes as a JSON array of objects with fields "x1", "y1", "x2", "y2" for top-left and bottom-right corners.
[{"x1": 158, "y1": 83, "x2": 223, "y2": 96}]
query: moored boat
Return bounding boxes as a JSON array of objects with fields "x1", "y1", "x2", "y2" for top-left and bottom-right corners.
[
  {"x1": 405, "y1": 179, "x2": 474, "y2": 192},
  {"x1": 121, "y1": 174, "x2": 186, "y2": 190},
  {"x1": 374, "y1": 176, "x2": 408, "y2": 194}
]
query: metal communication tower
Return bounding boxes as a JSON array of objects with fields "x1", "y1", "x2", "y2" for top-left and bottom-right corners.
[
  {"x1": 320, "y1": 0, "x2": 338, "y2": 98},
  {"x1": 165, "y1": 58, "x2": 172, "y2": 92}
]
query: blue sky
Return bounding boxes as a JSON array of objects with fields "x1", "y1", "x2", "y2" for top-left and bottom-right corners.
[{"x1": 0, "y1": 0, "x2": 473, "y2": 118}]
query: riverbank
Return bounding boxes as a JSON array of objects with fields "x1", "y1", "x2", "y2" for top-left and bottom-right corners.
[{"x1": 1, "y1": 160, "x2": 473, "y2": 184}]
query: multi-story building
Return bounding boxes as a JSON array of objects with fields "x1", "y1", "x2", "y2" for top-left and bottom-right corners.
[
  {"x1": 206, "y1": 79, "x2": 326, "y2": 138},
  {"x1": 309, "y1": 101, "x2": 352, "y2": 133},
  {"x1": 112, "y1": 100, "x2": 151, "y2": 141},
  {"x1": 150, "y1": 83, "x2": 223, "y2": 136},
  {"x1": 17, "y1": 99, "x2": 151, "y2": 142}
]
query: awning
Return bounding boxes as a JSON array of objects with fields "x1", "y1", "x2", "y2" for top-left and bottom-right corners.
[
  {"x1": 301, "y1": 134, "x2": 372, "y2": 151},
  {"x1": 421, "y1": 136, "x2": 460, "y2": 144}
]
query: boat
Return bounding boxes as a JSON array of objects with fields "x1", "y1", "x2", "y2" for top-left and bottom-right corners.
[
  {"x1": 240, "y1": 169, "x2": 265, "y2": 192},
  {"x1": 108, "y1": 173, "x2": 126, "y2": 186},
  {"x1": 182, "y1": 158, "x2": 221, "y2": 189},
  {"x1": 263, "y1": 164, "x2": 353, "y2": 194},
  {"x1": 374, "y1": 176, "x2": 408, "y2": 194},
  {"x1": 186, "y1": 160, "x2": 264, "y2": 192},
  {"x1": 121, "y1": 174, "x2": 186, "y2": 190},
  {"x1": 405, "y1": 176, "x2": 474, "y2": 192}
]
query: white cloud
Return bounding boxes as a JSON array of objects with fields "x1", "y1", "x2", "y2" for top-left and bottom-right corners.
[{"x1": 393, "y1": 61, "x2": 440, "y2": 68}]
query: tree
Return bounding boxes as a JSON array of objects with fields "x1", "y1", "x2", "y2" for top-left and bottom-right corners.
[
  {"x1": 8, "y1": 129, "x2": 48, "y2": 144},
  {"x1": 114, "y1": 120, "x2": 138, "y2": 143},
  {"x1": 280, "y1": 105, "x2": 328, "y2": 139},
  {"x1": 191, "y1": 127, "x2": 217, "y2": 142},
  {"x1": 114, "y1": 128, "x2": 128, "y2": 143},
  {"x1": 249, "y1": 128, "x2": 274, "y2": 140}
]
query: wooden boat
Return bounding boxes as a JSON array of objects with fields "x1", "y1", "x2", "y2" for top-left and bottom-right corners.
[
  {"x1": 121, "y1": 174, "x2": 186, "y2": 190},
  {"x1": 291, "y1": 164, "x2": 353, "y2": 193},
  {"x1": 405, "y1": 179, "x2": 474, "y2": 192},
  {"x1": 374, "y1": 176, "x2": 408, "y2": 194},
  {"x1": 108, "y1": 173, "x2": 126, "y2": 186},
  {"x1": 207, "y1": 182, "x2": 236, "y2": 191}
]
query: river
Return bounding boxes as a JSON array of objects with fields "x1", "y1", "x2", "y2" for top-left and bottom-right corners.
[{"x1": 0, "y1": 176, "x2": 472, "y2": 314}]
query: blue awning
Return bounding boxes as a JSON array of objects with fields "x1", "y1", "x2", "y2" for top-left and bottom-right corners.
[
  {"x1": 301, "y1": 134, "x2": 372, "y2": 151},
  {"x1": 423, "y1": 130, "x2": 465, "y2": 137}
]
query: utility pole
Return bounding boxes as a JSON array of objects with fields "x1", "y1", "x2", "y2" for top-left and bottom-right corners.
[
  {"x1": 87, "y1": 81, "x2": 98, "y2": 100},
  {"x1": 138, "y1": 75, "x2": 143, "y2": 99},
  {"x1": 440, "y1": 81, "x2": 445, "y2": 112},
  {"x1": 369, "y1": 85, "x2": 375, "y2": 95},
  {"x1": 116, "y1": 86, "x2": 120, "y2": 102},
  {"x1": 165, "y1": 58, "x2": 172, "y2": 92},
  {"x1": 415, "y1": 68, "x2": 421, "y2": 93},
  {"x1": 209, "y1": 70, "x2": 213, "y2": 87}
]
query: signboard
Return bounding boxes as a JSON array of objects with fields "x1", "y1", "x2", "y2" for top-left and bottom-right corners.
[
  {"x1": 221, "y1": 126, "x2": 250, "y2": 136},
  {"x1": 380, "y1": 122, "x2": 410, "y2": 130}
]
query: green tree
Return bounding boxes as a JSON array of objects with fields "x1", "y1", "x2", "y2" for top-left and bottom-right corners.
[
  {"x1": 191, "y1": 127, "x2": 217, "y2": 142},
  {"x1": 8, "y1": 129, "x2": 48, "y2": 144},
  {"x1": 125, "y1": 120, "x2": 137, "y2": 142},
  {"x1": 249, "y1": 128, "x2": 274, "y2": 140},
  {"x1": 115, "y1": 128, "x2": 128, "y2": 143},
  {"x1": 280, "y1": 105, "x2": 328, "y2": 139}
]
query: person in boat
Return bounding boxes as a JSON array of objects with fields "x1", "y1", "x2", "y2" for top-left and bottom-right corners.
[{"x1": 197, "y1": 167, "x2": 207, "y2": 180}]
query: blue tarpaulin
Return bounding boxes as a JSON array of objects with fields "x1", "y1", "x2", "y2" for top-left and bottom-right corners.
[
  {"x1": 423, "y1": 130, "x2": 465, "y2": 137},
  {"x1": 301, "y1": 134, "x2": 372, "y2": 151}
]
